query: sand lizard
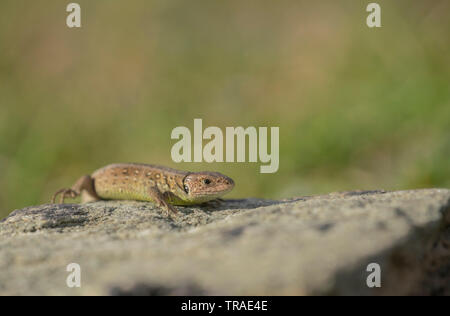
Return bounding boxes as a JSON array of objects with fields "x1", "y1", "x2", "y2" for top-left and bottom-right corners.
[{"x1": 51, "y1": 163, "x2": 235, "y2": 217}]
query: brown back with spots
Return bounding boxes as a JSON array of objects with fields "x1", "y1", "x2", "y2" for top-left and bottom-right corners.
[{"x1": 91, "y1": 163, "x2": 187, "y2": 201}]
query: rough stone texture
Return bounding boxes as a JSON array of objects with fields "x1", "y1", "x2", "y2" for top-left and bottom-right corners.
[{"x1": 0, "y1": 189, "x2": 449, "y2": 296}]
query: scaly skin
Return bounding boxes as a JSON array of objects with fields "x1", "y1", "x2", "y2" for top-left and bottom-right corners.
[{"x1": 51, "y1": 163, "x2": 235, "y2": 217}]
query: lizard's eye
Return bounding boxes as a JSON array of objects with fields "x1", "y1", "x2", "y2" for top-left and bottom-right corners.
[
  {"x1": 203, "y1": 179, "x2": 211, "y2": 185},
  {"x1": 184, "y1": 185, "x2": 189, "y2": 194}
]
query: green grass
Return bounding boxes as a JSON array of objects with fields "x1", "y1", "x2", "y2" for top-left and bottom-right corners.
[{"x1": 0, "y1": 0, "x2": 449, "y2": 218}]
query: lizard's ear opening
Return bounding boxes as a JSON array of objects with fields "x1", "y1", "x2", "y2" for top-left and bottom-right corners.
[{"x1": 181, "y1": 173, "x2": 191, "y2": 194}]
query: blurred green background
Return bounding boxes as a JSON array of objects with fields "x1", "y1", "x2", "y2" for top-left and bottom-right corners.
[{"x1": 0, "y1": 0, "x2": 449, "y2": 219}]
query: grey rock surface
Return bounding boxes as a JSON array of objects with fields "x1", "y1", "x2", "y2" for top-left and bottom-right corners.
[{"x1": 0, "y1": 189, "x2": 449, "y2": 295}]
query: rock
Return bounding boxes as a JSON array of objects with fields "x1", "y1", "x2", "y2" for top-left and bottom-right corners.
[{"x1": 0, "y1": 189, "x2": 449, "y2": 295}]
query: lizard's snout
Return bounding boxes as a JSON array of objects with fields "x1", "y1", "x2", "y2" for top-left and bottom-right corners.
[{"x1": 224, "y1": 176, "x2": 234, "y2": 188}]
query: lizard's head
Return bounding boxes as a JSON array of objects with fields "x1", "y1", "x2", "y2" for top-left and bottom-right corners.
[{"x1": 182, "y1": 171, "x2": 234, "y2": 202}]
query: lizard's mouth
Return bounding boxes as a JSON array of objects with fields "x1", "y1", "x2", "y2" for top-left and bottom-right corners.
[{"x1": 196, "y1": 183, "x2": 234, "y2": 196}]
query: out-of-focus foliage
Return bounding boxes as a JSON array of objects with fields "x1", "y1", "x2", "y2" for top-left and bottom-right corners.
[{"x1": 0, "y1": 0, "x2": 449, "y2": 218}]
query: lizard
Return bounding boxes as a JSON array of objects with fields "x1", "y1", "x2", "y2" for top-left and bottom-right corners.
[{"x1": 51, "y1": 163, "x2": 235, "y2": 217}]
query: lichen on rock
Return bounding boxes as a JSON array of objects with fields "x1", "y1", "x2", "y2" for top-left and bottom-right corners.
[{"x1": 0, "y1": 189, "x2": 449, "y2": 295}]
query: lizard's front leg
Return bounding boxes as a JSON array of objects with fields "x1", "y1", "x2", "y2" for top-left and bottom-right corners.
[
  {"x1": 147, "y1": 187, "x2": 179, "y2": 218},
  {"x1": 51, "y1": 175, "x2": 99, "y2": 204}
]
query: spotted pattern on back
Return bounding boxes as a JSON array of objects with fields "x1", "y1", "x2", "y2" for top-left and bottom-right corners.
[{"x1": 91, "y1": 163, "x2": 187, "y2": 202}]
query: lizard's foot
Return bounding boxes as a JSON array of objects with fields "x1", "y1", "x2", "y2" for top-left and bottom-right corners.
[
  {"x1": 159, "y1": 201, "x2": 179, "y2": 219},
  {"x1": 164, "y1": 204, "x2": 179, "y2": 219},
  {"x1": 147, "y1": 187, "x2": 179, "y2": 219},
  {"x1": 51, "y1": 188, "x2": 79, "y2": 204}
]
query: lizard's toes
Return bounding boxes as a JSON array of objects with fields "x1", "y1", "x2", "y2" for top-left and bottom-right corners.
[
  {"x1": 69, "y1": 190, "x2": 78, "y2": 198},
  {"x1": 162, "y1": 202, "x2": 179, "y2": 219}
]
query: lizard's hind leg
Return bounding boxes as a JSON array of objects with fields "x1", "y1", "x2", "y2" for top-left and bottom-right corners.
[
  {"x1": 51, "y1": 175, "x2": 99, "y2": 204},
  {"x1": 51, "y1": 188, "x2": 78, "y2": 204}
]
